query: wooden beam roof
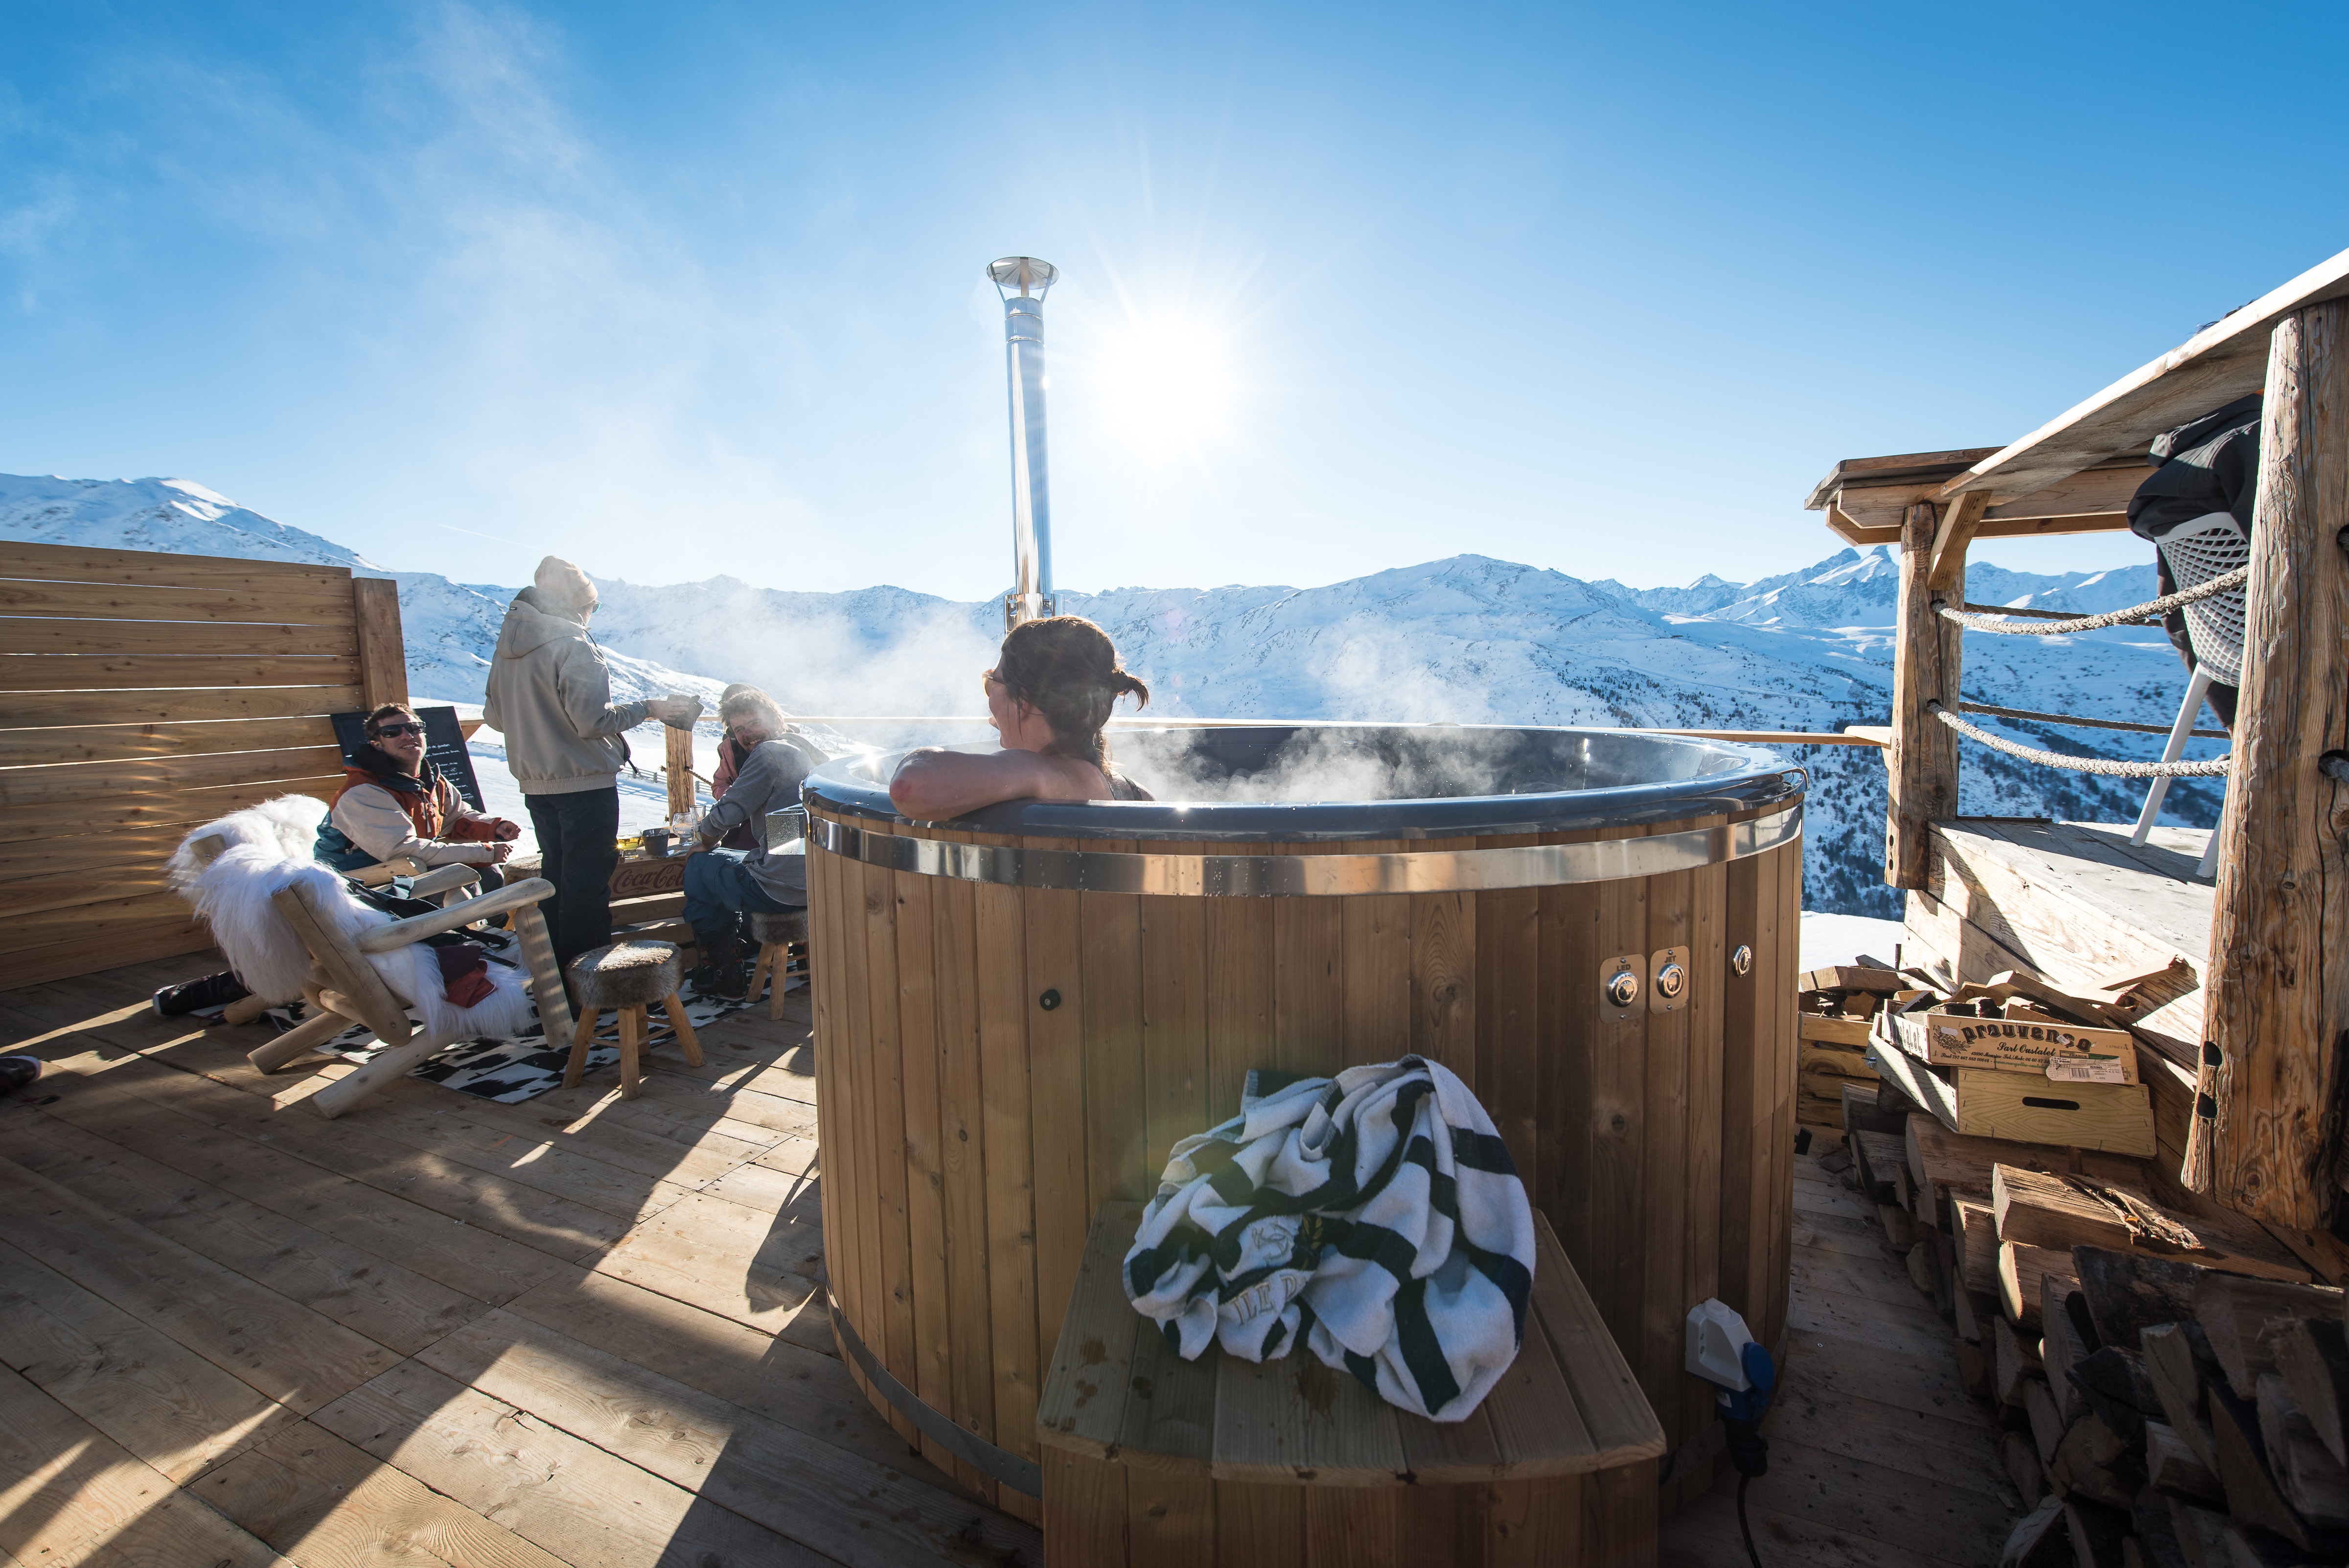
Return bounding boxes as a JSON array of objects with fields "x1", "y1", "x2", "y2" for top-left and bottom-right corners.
[{"x1": 1811, "y1": 451, "x2": 2148, "y2": 547}]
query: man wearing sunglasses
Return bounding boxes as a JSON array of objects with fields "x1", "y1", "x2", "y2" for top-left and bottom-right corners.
[{"x1": 314, "y1": 703, "x2": 523, "y2": 877}]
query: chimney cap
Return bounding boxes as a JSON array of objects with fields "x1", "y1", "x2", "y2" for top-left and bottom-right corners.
[{"x1": 988, "y1": 256, "x2": 1059, "y2": 299}]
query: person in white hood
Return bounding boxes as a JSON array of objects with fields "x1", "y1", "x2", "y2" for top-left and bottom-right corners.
[{"x1": 484, "y1": 556, "x2": 697, "y2": 975}]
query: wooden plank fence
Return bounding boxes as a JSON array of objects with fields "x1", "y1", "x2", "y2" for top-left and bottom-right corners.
[{"x1": 0, "y1": 541, "x2": 408, "y2": 985}]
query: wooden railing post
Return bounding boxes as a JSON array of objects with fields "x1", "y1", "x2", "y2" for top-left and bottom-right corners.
[
  {"x1": 2189, "y1": 300, "x2": 2349, "y2": 1229},
  {"x1": 666, "y1": 721, "x2": 697, "y2": 824},
  {"x1": 1887, "y1": 500, "x2": 1968, "y2": 887},
  {"x1": 352, "y1": 576, "x2": 409, "y2": 711}
]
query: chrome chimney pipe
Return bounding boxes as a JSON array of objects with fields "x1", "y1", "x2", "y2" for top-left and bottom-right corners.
[{"x1": 989, "y1": 256, "x2": 1058, "y2": 629}]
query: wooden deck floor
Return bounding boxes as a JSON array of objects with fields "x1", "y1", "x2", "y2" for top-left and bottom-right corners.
[
  {"x1": 0, "y1": 956, "x2": 2018, "y2": 1566},
  {"x1": 1657, "y1": 1142, "x2": 2021, "y2": 1568}
]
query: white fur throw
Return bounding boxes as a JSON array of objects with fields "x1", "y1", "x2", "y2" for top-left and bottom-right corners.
[{"x1": 167, "y1": 795, "x2": 536, "y2": 1045}]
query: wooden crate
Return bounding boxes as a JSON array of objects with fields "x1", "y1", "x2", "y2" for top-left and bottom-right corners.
[
  {"x1": 1950, "y1": 1068, "x2": 2155, "y2": 1156},
  {"x1": 1871, "y1": 1022, "x2": 2158, "y2": 1157},
  {"x1": 1896, "y1": 1009, "x2": 2139, "y2": 1084}
]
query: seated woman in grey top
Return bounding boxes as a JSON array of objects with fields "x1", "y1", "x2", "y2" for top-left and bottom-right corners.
[{"x1": 890, "y1": 615, "x2": 1154, "y2": 819}]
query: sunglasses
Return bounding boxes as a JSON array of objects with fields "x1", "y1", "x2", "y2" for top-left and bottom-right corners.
[
  {"x1": 980, "y1": 668, "x2": 1002, "y2": 700},
  {"x1": 372, "y1": 722, "x2": 424, "y2": 738}
]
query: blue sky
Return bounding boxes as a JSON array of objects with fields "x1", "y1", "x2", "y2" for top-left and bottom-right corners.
[{"x1": 3, "y1": 2, "x2": 2345, "y2": 599}]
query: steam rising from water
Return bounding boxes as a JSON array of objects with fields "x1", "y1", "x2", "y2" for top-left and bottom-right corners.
[{"x1": 1114, "y1": 726, "x2": 1586, "y2": 804}]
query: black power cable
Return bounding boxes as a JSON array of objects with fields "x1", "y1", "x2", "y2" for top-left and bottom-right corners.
[{"x1": 1721, "y1": 1369, "x2": 1772, "y2": 1568}]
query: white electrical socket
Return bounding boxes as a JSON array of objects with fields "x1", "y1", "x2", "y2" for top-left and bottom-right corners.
[{"x1": 1686, "y1": 1297, "x2": 1757, "y2": 1391}]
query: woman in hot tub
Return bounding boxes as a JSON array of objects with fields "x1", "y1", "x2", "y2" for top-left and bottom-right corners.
[{"x1": 890, "y1": 615, "x2": 1155, "y2": 817}]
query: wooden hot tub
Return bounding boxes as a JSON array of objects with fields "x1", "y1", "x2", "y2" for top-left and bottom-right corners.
[{"x1": 801, "y1": 724, "x2": 1803, "y2": 1520}]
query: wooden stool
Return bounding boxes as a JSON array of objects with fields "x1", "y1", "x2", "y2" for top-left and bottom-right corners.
[
  {"x1": 1037, "y1": 1203, "x2": 1665, "y2": 1567},
  {"x1": 743, "y1": 908, "x2": 810, "y2": 1021},
  {"x1": 563, "y1": 941, "x2": 703, "y2": 1099}
]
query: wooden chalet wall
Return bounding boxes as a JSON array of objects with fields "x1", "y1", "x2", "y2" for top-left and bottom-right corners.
[{"x1": 0, "y1": 542, "x2": 409, "y2": 986}]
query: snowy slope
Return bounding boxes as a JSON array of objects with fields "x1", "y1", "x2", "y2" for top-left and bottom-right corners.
[{"x1": 3, "y1": 474, "x2": 2223, "y2": 917}]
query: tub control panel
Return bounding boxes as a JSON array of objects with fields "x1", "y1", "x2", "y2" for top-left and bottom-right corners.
[
  {"x1": 1599, "y1": 955, "x2": 1644, "y2": 1021},
  {"x1": 1650, "y1": 946, "x2": 1690, "y2": 1015}
]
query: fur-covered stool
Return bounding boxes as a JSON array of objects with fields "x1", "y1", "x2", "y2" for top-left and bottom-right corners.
[
  {"x1": 563, "y1": 940, "x2": 702, "y2": 1099},
  {"x1": 743, "y1": 908, "x2": 811, "y2": 1021}
]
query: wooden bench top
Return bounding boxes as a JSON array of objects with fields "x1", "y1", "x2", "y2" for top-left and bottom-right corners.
[{"x1": 1037, "y1": 1202, "x2": 1666, "y2": 1488}]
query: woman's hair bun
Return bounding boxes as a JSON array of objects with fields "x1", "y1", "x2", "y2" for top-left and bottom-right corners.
[{"x1": 995, "y1": 615, "x2": 1150, "y2": 765}]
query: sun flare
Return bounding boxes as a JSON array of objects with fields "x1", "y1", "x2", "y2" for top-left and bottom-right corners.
[{"x1": 1084, "y1": 313, "x2": 1239, "y2": 458}]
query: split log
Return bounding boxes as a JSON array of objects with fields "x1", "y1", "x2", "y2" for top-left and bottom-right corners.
[
  {"x1": 2002, "y1": 1241, "x2": 2078, "y2": 1332},
  {"x1": 2062, "y1": 1495, "x2": 2132, "y2": 1568},
  {"x1": 1956, "y1": 1336, "x2": 1994, "y2": 1399},
  {"x1": 1903, "y1": 1232, "x2": 1934, "y2": 1288},
  {"x1": 1999, "y1": 1494, "x2": 2070, "y2": 1568},
  {"x1": 2255, "y1": 1373, "x2": 2349, "y2": 1525},
  {"x1": 2044, "y1": 1275, "x2": 2094, "y2": 1424},
  {"x1": 2143, "y1": 1322, "x2": 2222, "y2": 1473},
  {"x1": 1993, "y1": 1164, "x2": 2312, "y2": 1284},
  {"x1": 2144, "y1": 1420, "x2": 2223, "y2": 1503},
  {"x1": 2208, "y1": 1375, "x2": 2333, "y2": 1552},
  {"x1": 2215, "y1": 1517, "x2": 2326, "y2": 1565},
  {"x1": 1956, "y1": 1197, "x2": 2001, "y2": 1294},
  {"x1": 2268, "y1": 1317, "x2": 2349, "y2": 1469},
  {"x1": 2128, "y1": 1488, "x2": 2190, "y2": 1568},
  {"x1": 2194, "y1": 1273, "x2": 2345, "y2": 1400},
  {"x1": 1996, "y1": 1314, "x2": 2045, "y2": 1411},
  {"x1": 1852, "y1": 1130, "x2": 1906, "y2": 1203},
  {"x1": 2003, "y1": 1428, "x2": 2047, "y2": 1507},
  {"x1": 2072, "y1": 1346, "x2": 2161, "y2": 1446},
  {"x1": 2026, "y1": 1376, "x2": 2068, "y2": 1466},
  {"x1": 2053, "y1": 1412, "x2": 2141, "y2": 1508},
  {"x1": 1957, "y1": 1285, "x2": 1999, "y2": 1345},
  {"x1": 1841, "y1": 1080, "x2": 1907, "y2": 1137},
  {"x1": 2162, "y1": 1497, "x2": 2229, "y2": 1568},
  {"x1": 2077, "y1": 1247, "x2": 2204, "y2": 1349}
]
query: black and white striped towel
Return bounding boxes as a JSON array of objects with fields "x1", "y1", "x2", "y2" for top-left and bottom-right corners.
[{"x1": 1123, "y1": 1054, "x2": 1535, "y2": 1423}]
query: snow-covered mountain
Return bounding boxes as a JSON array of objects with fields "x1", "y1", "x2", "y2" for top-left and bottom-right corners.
[{"x1": 4, "y1": 473, "x2": 2224, "y2": 918}]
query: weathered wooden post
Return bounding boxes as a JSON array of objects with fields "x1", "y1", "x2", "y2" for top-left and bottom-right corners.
[
  {"x1": 2189, "y1": 300, "x2": 2349, "y2": 1229},
  {"x1": 666, "y1": 722, "x2": 698, "y2": 824},
  {"x1": 1887, "y1": 497, "x2": 1979, "y2": 886},
  {"x1": 352, "y1": 576, "x2": 408, "y2": 711}
]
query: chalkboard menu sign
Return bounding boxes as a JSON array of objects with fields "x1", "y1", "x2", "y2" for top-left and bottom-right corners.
[{"x1": 329, "y1": 706, "x2": 487, "y2": 813}]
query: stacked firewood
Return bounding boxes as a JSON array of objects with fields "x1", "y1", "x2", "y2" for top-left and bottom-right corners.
[
  {"x1": 1795, "y1": 964, "x2": 1895, "y2": 1127},
  {"x1": 1832, "y1": 1018, "x2": 2347, "y2": 1564}
]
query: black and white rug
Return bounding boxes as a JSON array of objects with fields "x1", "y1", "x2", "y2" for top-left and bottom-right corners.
[{"x1": 263, "y1": 966, "x2": 805, "y2": 1104}]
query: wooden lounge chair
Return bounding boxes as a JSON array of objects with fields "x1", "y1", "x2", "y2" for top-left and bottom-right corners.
[{"x1": 185, "y1": 834, "x2": 574, "y2": 1118}]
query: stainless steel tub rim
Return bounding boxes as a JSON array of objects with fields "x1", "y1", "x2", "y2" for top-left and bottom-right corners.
[
  {"x1": 808, "y1": 803, "x2": 1801, "y2": 895},
  {"x1": 801, "y1": 723, "x2": 1806, "y2": 844}
]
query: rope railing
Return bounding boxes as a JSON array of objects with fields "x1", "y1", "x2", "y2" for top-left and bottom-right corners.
[
  {"x1": 1957, "y1": 700, "x2": 2229, "y2": 739},
  {"x1": 1928, "y1": 702, "x2": 2230, "y2": 777},
  {"x1": 1934, "y1": 565, "x2": 2250, "y2": 635},
  {"x1": 1953, "y1": 601, "x2": 2159, "y2": 627}
]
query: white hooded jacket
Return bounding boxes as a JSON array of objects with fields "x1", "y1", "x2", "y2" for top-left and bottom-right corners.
[{"x1": 483, "y1": 584, "x2": 650, "y2": 795}]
